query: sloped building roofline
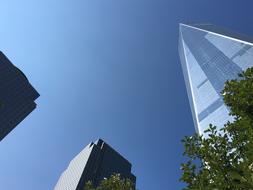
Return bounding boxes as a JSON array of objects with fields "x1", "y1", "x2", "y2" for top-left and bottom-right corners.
[{"x1": 180, "y1": 23, "x2": 253, "y2": 46}]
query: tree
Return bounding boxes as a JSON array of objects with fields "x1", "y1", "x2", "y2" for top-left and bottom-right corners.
[
  {"x1": 180, "y1": 67, "x2": 253, "y2": 190},
  {"x1": 84, "y1": 174, "x2": 136, "y2": 190}
]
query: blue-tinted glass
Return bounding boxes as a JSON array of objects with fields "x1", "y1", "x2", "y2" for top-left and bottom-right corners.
[
  {"x1": 179, "y1": 24, "x2": 253, "y2": 135},
  {"x1": 54, "y1": 139, "x2": 136, "y2": 190}
]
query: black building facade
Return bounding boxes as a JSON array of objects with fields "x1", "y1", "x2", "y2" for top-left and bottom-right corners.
[
  {"x1": 0, "y1": 52, "x2": 39, "y2": 141},
  {"x1": 54, "y1": 139, "x2": 136, "y2": 190}
]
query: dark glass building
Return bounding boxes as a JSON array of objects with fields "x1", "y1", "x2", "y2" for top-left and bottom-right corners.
[
  {"x1": 54, "y1": 139, "x2": 136, "y2": 190},
  {"x1": 0, "y1": 51, "x2": 39, "y2": 141}
]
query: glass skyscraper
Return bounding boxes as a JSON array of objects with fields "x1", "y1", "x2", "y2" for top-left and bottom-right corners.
[
  {"x1": 54, "y1": 139, "x2": 136, "y2": 190},
  {"x1": 0, "y1": 52, "x2": 39, "y2": 141},
  {"x1": 179, "y1": 23, "x2": 253, "y2": 135}
]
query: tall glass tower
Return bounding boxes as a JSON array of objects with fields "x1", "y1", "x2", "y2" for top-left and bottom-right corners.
[
  {"x1": 54, "y1": 139, "x2": 136, "y2": 190},
  {"x1": 179, "y1": 23, "x2": 253, "y2": 135},
  {"x1": 0, "y1": 52, "x2": 39, "y2": 141}
]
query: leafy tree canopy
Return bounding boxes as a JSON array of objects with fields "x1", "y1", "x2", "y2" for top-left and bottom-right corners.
[
  {"x1": 180, "y1": 67, "x2": 253, "y2": 190},
  {"x1": 84, "y1": 174, "x2": 136, "y2": 190}
]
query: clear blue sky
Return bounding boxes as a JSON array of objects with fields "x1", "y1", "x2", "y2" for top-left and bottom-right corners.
[{"x1": 0, "y1": 1, "x2": 253, "y2": 189}]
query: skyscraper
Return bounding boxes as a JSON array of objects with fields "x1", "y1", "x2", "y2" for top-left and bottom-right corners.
[
  {"x1": 0, "y1": 51, "x2": 39, "y2": 141},
  {"x1": 179, "y1": 23, "x2": 253, "y2": 135},
  {"x1": 54, "y1": 139, "x2": 136, "y2": 190}
]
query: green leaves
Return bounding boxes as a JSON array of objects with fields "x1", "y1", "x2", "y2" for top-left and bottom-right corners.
[
  {"x1": 180, "y1": 67, "x2": 253, "y2": 190},
  {"x1": 84, "y1": 174, "x2": 136, "y2": 190},
  {"x1": 222, "y1": 67, "x2": 253, "y2": 120}
]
